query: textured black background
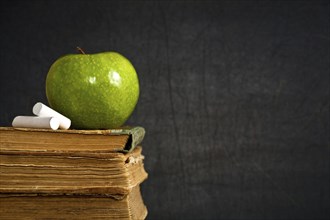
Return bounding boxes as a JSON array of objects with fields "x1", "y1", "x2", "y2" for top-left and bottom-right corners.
[{"x1": 0, "y1": 1, "x2": 329, "y2": 219}]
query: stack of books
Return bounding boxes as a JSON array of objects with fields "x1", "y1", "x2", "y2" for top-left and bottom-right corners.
[{"x1": 0, "y1": 126, "x2": 148, "y2": 219}]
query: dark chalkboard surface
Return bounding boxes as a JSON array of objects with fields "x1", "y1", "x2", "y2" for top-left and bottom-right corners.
[{"x1": 0, "y1": 1, "x2": 329, "y2": 219}]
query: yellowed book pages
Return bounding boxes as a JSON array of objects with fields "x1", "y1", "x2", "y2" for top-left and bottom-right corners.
[
  {"x1": 0, "y1": 146, "x2": 147, "y2": 196},
  {"x1": 0, "y1": 126, "x2": 145, "y2": 153},
  {"x1": 0, "y1": 185, "x2": 147, "y2": 220}
]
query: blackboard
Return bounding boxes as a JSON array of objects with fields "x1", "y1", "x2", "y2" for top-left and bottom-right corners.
[{"x1": 0, "y1": 1, "x2": 329, "y2": 219}]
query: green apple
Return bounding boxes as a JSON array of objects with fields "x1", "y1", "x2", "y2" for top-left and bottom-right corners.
[{"x1": 45, "y1": 50, "x2": 139, "y2": 129}]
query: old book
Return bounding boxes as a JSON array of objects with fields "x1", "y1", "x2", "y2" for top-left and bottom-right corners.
[
  {"x1": 0, "y1": 126, "x2": 148, "y2": 219},
  {"x1": 0, "y1": 185, "x2": 147, "y2": 219},
  {"x1": 0, "y1": 145, "x2": 148, "y2": 196},
  {"x1": 0, "y1": 126, "x2": 145, "y2": 153}
]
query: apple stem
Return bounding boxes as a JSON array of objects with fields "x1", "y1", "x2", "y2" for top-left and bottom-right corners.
[{"x1": 76, "y1": 47, "x2": 86, "y2": 54}]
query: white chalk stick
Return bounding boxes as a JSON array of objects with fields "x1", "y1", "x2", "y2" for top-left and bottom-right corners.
[
  {"x1": 12, "y1": 116, "x2": 60, "y2": 130},
  {"x1": 33, "y1": 102, "x2": 71, "y2": 130}
]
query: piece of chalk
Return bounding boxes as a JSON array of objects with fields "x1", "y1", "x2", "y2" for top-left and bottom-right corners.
[
  {"x1": 33, "y1": 102, "x2": 71, "y2": 130},
  {"x1": 12, "y1": 116, "x2": 60, "y2": 130}
]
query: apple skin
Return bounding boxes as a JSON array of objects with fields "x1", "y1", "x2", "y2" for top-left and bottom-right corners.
[{"x1": 46, "y1": 52, "x2": 139, "y2": 129}]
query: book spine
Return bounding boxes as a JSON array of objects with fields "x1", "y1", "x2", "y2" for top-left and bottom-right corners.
[{"x1": 122, "y1": 127, "x2": 146, "y2": 152}]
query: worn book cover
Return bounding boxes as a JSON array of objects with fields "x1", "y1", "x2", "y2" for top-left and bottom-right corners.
[
  {"x1": 0, "y1": 186, "x2": 147, "y2": 219},
  {"x1": 0, "y1": 126, "x2": 145, "y2": 153}
]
